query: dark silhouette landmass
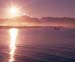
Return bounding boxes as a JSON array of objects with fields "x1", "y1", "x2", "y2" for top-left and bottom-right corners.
[{"x1": 0, "y1": 16, "x2": 75, "y2": 28}]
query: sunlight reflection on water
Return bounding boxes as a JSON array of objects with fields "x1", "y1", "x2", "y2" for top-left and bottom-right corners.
[{"x1": 9, "y1": 28, "x2": 19, "y2": 62}]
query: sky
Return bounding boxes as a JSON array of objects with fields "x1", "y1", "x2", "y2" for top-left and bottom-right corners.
[{"x1": 0, "y1": 0, "x2": 75, "y2": 18}]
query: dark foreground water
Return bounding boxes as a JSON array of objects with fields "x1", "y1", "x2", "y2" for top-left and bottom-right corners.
[{"x1": 0, "y1": 27, "x2": 75, "y2": 62}]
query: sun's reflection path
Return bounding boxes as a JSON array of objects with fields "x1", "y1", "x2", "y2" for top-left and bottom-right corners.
[{"x1": 9, "y1": 28, "x2": 19, "y2": 62}]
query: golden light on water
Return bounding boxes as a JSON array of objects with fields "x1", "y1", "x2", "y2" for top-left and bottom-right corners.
[{"x1": 9, "y1": 28, "x2": 19, "y2": 62}]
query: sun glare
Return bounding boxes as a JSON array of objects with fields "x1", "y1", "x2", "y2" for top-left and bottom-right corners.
[
  {"x1": 10, "y1": 7, "x2": 18, "y2": 14},
  {"x1": 7, "y1": 6, "x2": 20, "y2": 18}
]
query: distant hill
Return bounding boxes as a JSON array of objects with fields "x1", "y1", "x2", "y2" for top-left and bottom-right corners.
[{"x1": 0, "y1": 16, "x2": 75, "y2": 28}]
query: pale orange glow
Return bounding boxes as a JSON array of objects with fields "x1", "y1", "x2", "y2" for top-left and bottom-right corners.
[{"x1": 9, "y1": 28, "x2": 19, "y2": 62}]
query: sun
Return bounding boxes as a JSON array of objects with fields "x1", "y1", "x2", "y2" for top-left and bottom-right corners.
[
  {"x1": 9, "y1": 7, "x2": 18, "y2": 15},
  {"x1": 7, "y1": 6, "x2": 20, "y2": 18},
  {"x1": 6, "y1": 5, "x2": 27, "y2": 18}
]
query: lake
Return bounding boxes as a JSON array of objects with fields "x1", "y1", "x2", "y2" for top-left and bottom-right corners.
[{"x1": 0, "y1": 27, "x2": 75, "y2": 62}]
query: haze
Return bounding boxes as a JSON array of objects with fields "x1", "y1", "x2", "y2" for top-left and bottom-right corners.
[{"x1": 0, "y1": 0, "x2": 75, "y2": 18}]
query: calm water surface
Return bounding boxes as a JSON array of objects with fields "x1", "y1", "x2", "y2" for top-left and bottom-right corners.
[{"x1": 0, "y1": 27, "x2": 75, "y2": 62}]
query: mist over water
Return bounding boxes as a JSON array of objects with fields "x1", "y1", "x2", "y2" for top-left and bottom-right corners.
[{"x1": 0, "y1": 27, "x2": 75, "y2": 62}]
